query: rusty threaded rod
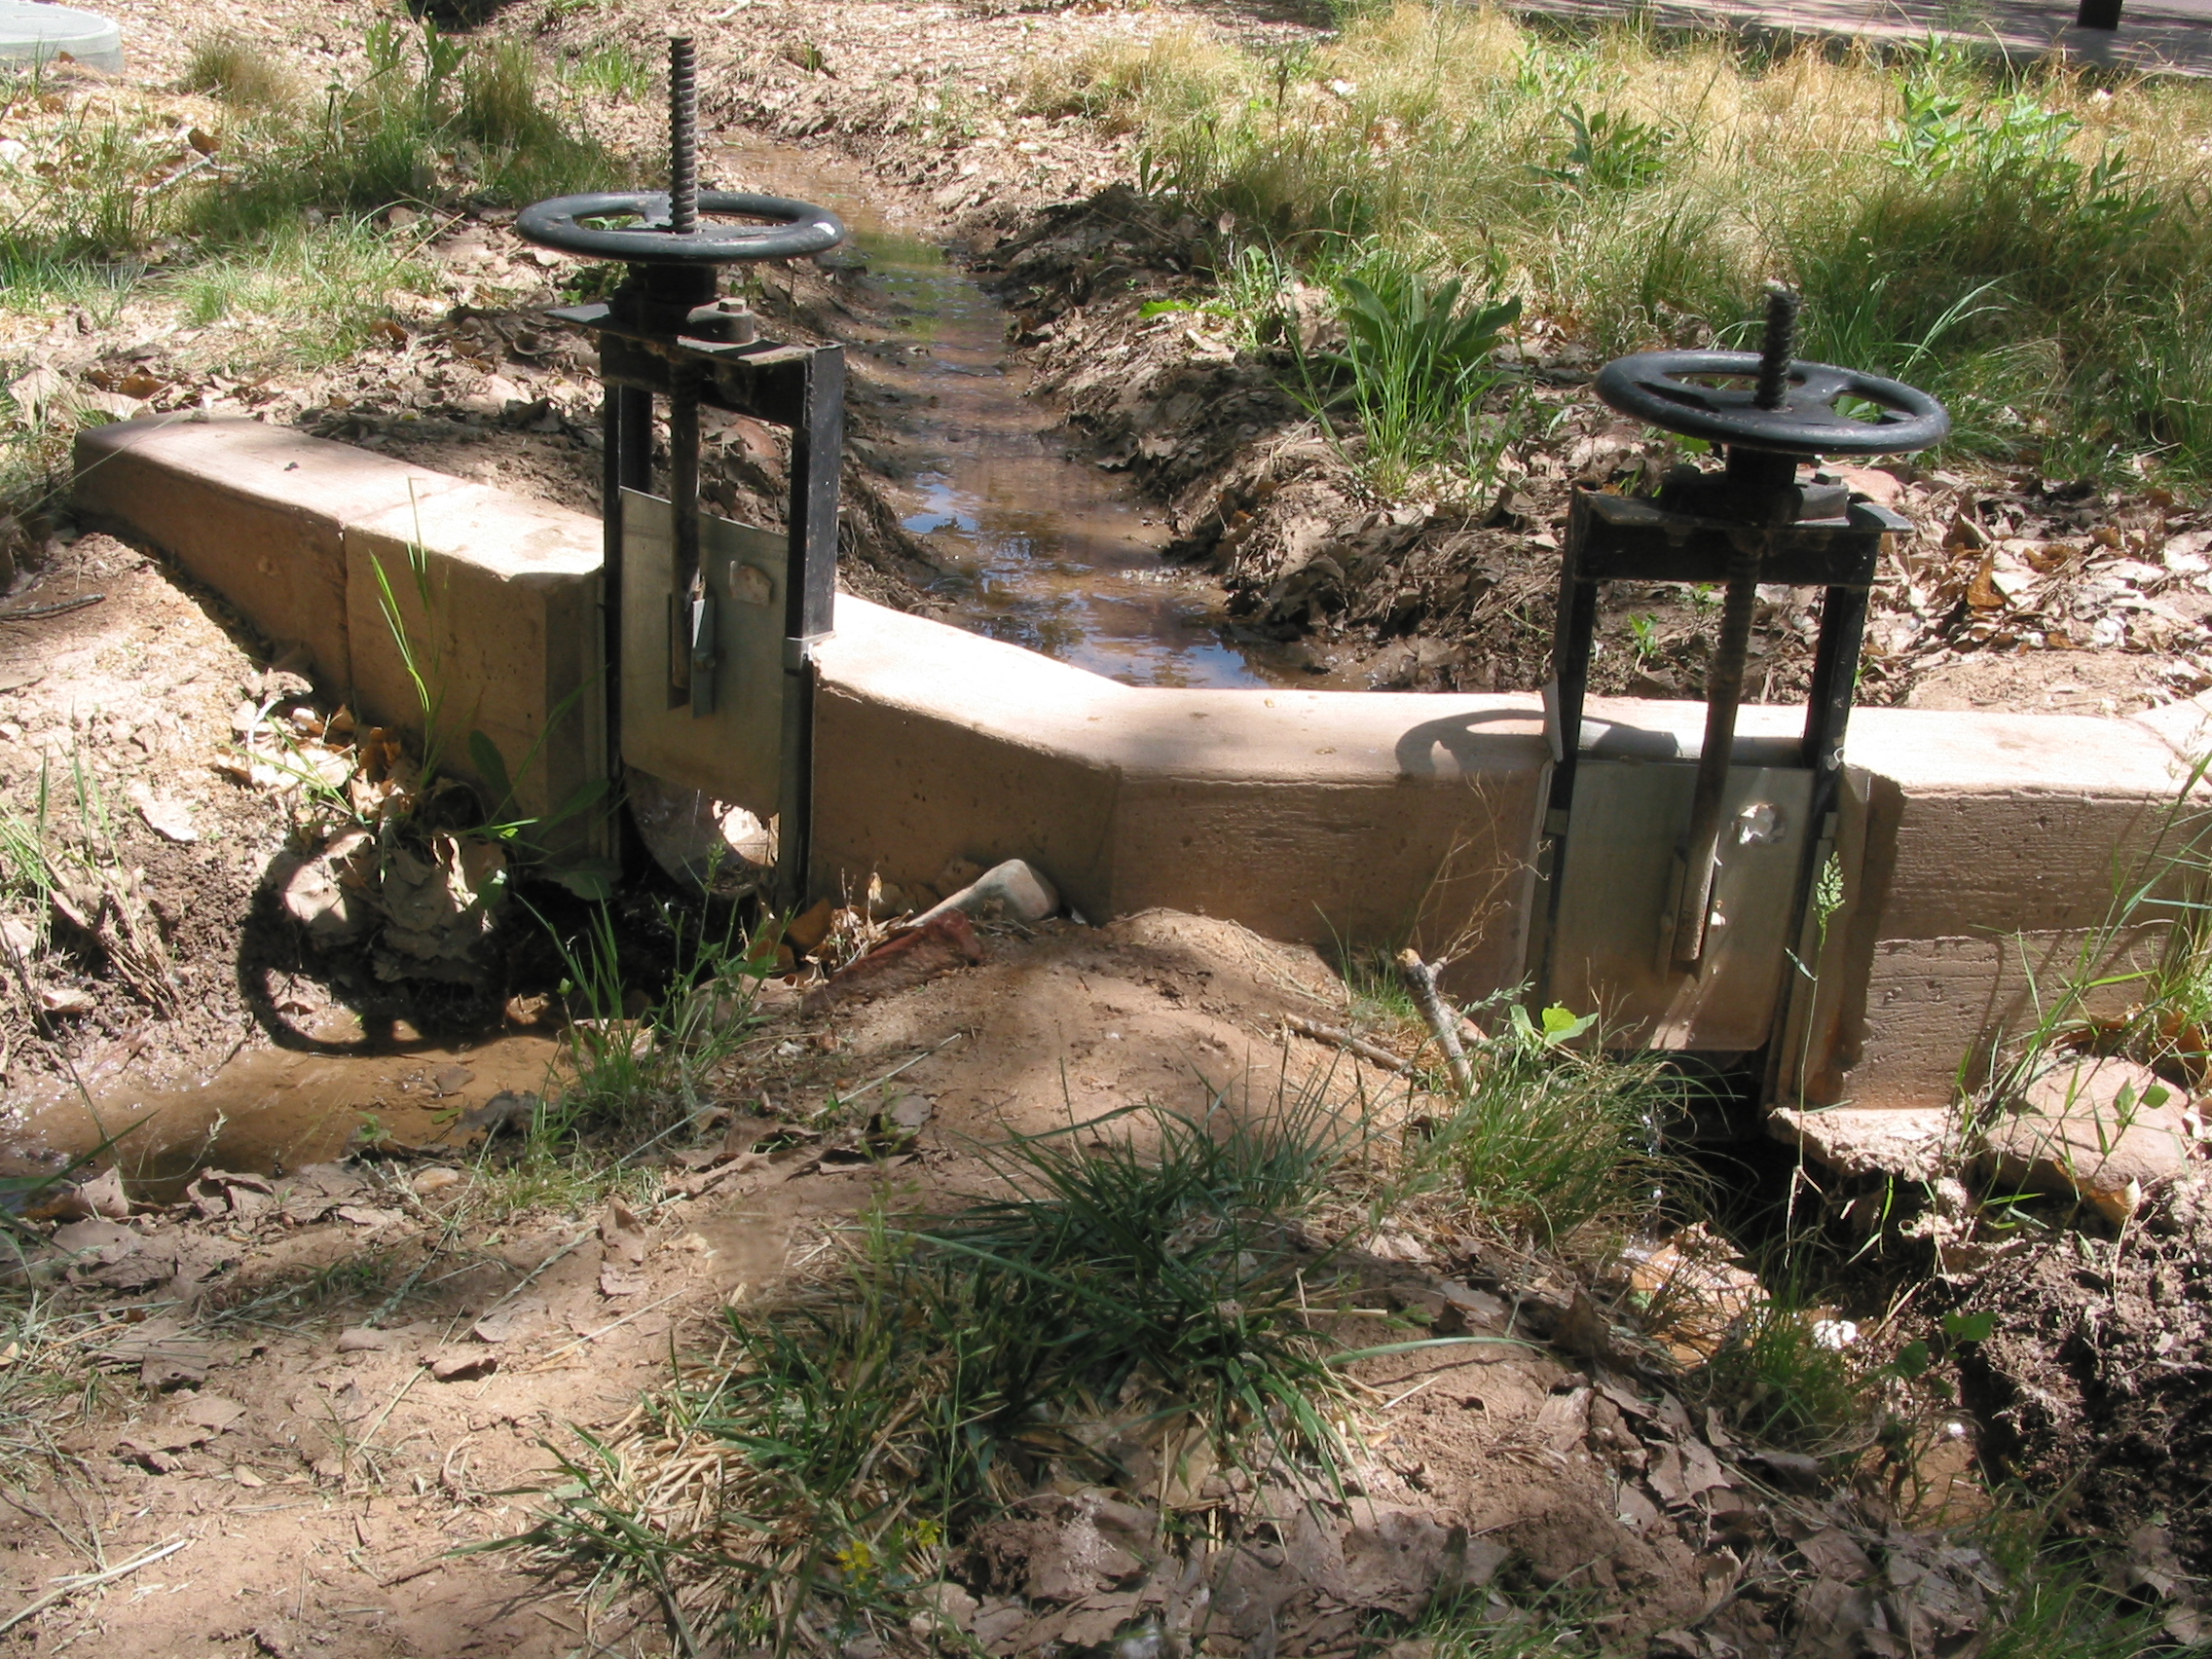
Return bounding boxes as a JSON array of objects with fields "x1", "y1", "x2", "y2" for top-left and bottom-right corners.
[
  {"x1": 1753, "y1": 284, "x2": 1798, "y2": 411},
  {"x1": 668, "y1": 37, "x2": 698, "y2": 237},
  {"x1": 1671, "y1": 552, "x2": 1761, "y2": 971}
]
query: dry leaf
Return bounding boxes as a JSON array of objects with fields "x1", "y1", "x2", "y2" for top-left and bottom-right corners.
[
  {"x1": 128, "y1": 784, "x2": 198, "y2": 843},
  {"x1": 600, "y1": 1196, "x2": 647, "y2": 1268}
]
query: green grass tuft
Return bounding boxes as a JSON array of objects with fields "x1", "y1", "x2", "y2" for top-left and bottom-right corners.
[
  {"x1": 180, "y1": 31, "x2": 299, "y2": 109},
  {"x1": 512, "y1": 1099, "x2": 1367, "y2": 1649},
  {"x1": 1058, "y1": 5, "x2": 2212, "y2": 484},
  {"x1": 1419, "y1": 1008, "x2": 1689, "y2": 1254}
]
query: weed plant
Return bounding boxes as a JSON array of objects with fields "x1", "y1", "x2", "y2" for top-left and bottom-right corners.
[
  {"x1": 1418, "y1": 1003, "x2": 1688, "y2": 1254},
  {"x1": 1050, "y1": 7, "x2": 2212, "y2": 482},
  {"x1": 536, "y1": 898, "x2": 771, "y2": 1138},
  {"x1": 181, "y1": 30, "x2": 299, "y2": 109},
  {"x1": 514, "y1": 1102, "x2": 1372, "y2": 1650},
  {"x1": 1295, "y1": 245, "x2": 1524, "y2": 495},
  {"x1": 1695, "y1": 1295, "x2": 1872, "y2": 1454}
]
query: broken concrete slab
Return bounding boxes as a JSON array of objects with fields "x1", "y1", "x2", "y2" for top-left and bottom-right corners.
[
  {"x1": 1981, "y1": 1054, "x2": 2199, "y2": 1220},
  {"x1": 1769, "y1": 1105, "x2": 1954, "y2": 1181}
]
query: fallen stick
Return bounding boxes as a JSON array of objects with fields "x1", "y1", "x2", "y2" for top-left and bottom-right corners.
[
  {"x1": 1397, "y1": 949, "x2": 1472, "y2": 1092},
  {"x1": 0, "y1": 593, "x2": 103, "y2": 623},
  {"x1": 1284, "y1": 1015, "x2": 1412, "y2": 1076},
  {"x1": 0, "y1": 1534, "x2": 191, "y2": 1636}
]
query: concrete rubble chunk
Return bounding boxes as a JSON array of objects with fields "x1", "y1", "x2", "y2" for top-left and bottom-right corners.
[
  {"x1": 1982, "y1": 1054, "x2": 2200, "y2": 1222},
  {"x1": 1767, "y1": 1106, "x2": 1953, "y2": 1182},
  {"x1": 911, "y1": 858, "x2": 1059, "y2": 929}
]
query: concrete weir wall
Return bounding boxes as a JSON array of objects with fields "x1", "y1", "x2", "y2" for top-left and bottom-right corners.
[{"x1": 73, "y1": 415, "x2": 2212, "y2": 1132}]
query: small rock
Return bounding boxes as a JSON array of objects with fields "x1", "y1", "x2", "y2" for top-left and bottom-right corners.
[
  {"x1": 426, "y1": 1347, "x2": 498, "y2": 1382},
  {"x1": 336, "y1": 1327, "x2": 395, "y2": 1352},
  {"x1": 882, "y1": 1093, "x2": 934, "y2": 1135},
  {"x1": 411, "y1": 1166, "x2": 461, "y2": 1196},
  {"x1": 1983, "y1": 1056, "x2": 2195, "y2": 1220}
]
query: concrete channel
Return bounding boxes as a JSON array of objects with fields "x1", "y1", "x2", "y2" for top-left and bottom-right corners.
[{"x1": 71, "y1": 412, "x2": 2211, "y2": 1168}]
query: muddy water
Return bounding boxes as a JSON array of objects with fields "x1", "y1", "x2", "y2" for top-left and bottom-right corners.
[
  {"x1": 3, "y1": 1020, "x2": 563, "y2": 1199},
  {"x1": 719, "y1": 139, "x2": 1300, "y2": 688}
]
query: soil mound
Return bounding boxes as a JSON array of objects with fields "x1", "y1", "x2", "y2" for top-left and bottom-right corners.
[{"x1": 1955, "y1": 1168, "x2": 2212, "y2": 1572}]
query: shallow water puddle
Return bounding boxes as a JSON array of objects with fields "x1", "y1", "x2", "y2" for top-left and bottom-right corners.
[
  {"x1": 719, "y1": 139, "x2": 1301, "y2": 688},
  {"x1": 3, "y1": 1019, "x2": 563, "y2": 1198}
]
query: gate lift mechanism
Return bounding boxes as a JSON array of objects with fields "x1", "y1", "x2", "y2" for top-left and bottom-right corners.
[
  {"x1": 518, "y1": 36, "x2": 847, "y2": 899},
  {"x1": 1536, "y1": 290, "x2": 1947, "y2": 1083}
]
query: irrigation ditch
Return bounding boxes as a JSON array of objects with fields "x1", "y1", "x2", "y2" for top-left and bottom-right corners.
[{"x1": 3, "y1": 1, "x2": 2212, "y2": 1655}]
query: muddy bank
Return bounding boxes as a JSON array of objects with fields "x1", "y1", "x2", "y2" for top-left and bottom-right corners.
[{"x1": 984, "y1": 188, "x2": 2212, "y2": 710}]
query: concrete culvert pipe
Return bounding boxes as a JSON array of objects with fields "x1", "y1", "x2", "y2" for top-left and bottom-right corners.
[{"x1": 0, "y1": 2, "x2": 123, "y2": 73}]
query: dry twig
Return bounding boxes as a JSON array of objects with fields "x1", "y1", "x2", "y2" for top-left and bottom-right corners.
[
  {"x1": 1397, "y1": 949, "x2": 1470, "y2": 1092},
  {"x1": 1283, "y1": 1014, "x2": 1412, "y2": 1075}
]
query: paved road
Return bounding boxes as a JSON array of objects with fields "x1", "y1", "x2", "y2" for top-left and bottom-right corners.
[{"x1": 1510, "y1": 0, "x2": 2212, "y2": 75}]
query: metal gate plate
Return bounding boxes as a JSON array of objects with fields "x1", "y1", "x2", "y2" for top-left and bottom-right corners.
[
  {"x1": 1547, "y1": 758, "x2": 1814, "y2": 1052},
  {"x1": 619, "y1": 488, "x2": 786, "y2": 816}
]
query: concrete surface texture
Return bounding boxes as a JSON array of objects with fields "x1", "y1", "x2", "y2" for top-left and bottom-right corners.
[
  {"x1": 1506, "y1": 0, "x2": 2212, "y2": 76},
  {"x1": 0, "y1": 2, "x2": 124, "y2": 72},
  {"x1": 74, "y1": 416, "x2": 606, "y2": 839},
  {"x1": 71, "y1": 414, "x2": 2212, "y2": 1132}
]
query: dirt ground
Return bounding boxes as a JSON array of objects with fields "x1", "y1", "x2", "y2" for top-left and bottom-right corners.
[{"x1": 4, "y1": 911, "x2": 2003, "y2": 1658}]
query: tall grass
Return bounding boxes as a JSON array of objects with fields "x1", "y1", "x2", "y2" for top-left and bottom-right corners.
[
  {"x1": 188, "y1": 23, "x2": 616, "y2": 239},
  {"x1": 1419, "y1": 1004, "x2": 1689, "y2": 1253},
  {"x1": 0, "y1": 23, "x2": 610, "y2": 291},
  {"x1": 1051, "y1": 7, "x2": 2212, "y2": 482},
  {"x1": 0, "y1": 23, "x2": 615, "y2": 520},
  {"x1": 171, "y1": 219, "x2": 434, "y2": 361}
]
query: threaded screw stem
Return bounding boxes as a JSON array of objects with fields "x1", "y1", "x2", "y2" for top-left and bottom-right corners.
[
  {"x1": 1753, "y1": 284, "x2": 1799, "y2": 411},
  {"x1": 669, "y1": 37, "x2": 698, "y2": 237}
]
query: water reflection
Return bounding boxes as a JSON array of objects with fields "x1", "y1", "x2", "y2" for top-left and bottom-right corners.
[{"x1": 719, "y1": 142, "x2": 1298, "y2": 689}]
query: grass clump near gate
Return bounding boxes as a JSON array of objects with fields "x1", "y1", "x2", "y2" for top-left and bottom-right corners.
[
  {"x1": 511, "y1": 1101, "x2": 1371, "y2": 1651},
  {"x1": 1047, "y1": 4, "x2": 2212, "y2": 485}
]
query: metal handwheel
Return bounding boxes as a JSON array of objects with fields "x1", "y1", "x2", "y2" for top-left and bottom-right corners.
[
  {"x1": 516, "y1": 190, "x2": 844, "y2": 267},
  {"x1": 1594, "y1": 349, "x2": 1949, "y2": 457}
]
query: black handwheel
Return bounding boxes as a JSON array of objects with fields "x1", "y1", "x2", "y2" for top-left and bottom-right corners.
[
  {"x1": 1595, "y1": 350, "x2": 1949, "y2": 456},
  {"x1": 516, "y1": 190, "x2": 845, "y2": 265}
]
